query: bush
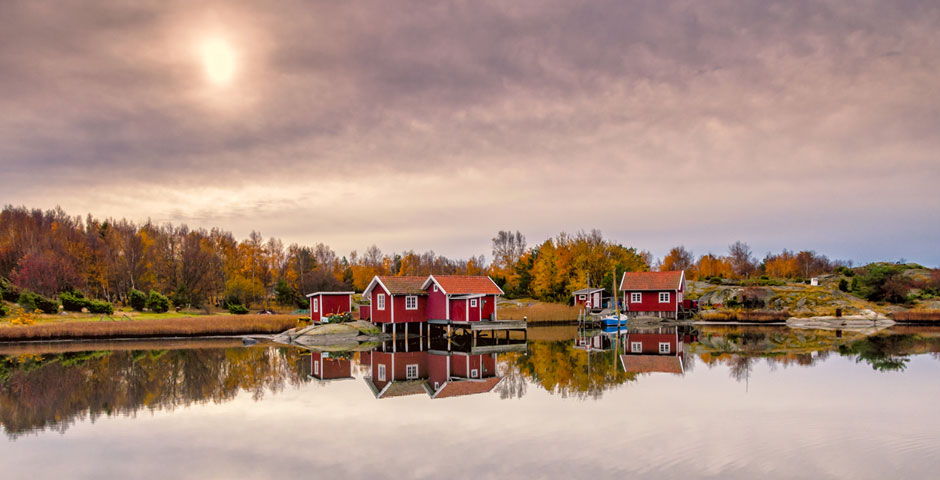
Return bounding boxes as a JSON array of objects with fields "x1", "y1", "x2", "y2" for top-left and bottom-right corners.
[
  {"x1": 0, "y1": 278, "x2": 20, "y2": 303},
  {"x1": 227, "y1": 303, "x2": 249, "y2": 315},
  {"x1": 86, "y1": 300, "x2": 114, "y2": 315},
  {"x1": 129, "y1": 289, "x2": 147, "y2": 311},
  {"x1": 147, "y1": 290, "x2": 170, "y2": 313},
  {"x1": 18, "y1": 291, "x2": 59, "y2": 314},
  {"x1": 325, "y1": 312, "x2": 353, "y2": 324},
  {"x1": 838, "y1": 279, "x2": 849, "y2": 292},
  {"x1": 60, "y1": 291, "x2": 90, "y2": 312},
  {"x1": 0, "y1": 304, "x2": 8, "y2": 317}
]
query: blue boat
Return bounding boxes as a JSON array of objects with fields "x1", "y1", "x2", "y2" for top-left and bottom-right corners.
[{"x1": 600, "y1": 315, "x2": 628, "y2": 327}]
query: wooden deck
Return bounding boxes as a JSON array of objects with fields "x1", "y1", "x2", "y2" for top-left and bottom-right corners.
[{"x1": 427, "y1": 319, "x2": 527, "y2": 331}]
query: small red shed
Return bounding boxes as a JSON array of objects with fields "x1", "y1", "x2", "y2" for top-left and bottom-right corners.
[
  {"x1": 572, "y1": 287, "x2": 604, "y2": 309},
  {"x1": 619, "y1": 270, "x2": 685, "y2": 319},
  {"x1": 307, "y1": 291, "x2": 354, "y2": 323},
  {"x1": 309, "y1": 352, "x2": 354, "y2": 381}
]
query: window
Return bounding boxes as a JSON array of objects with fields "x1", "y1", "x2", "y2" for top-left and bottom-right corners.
[
  {"x1": 659, "y1": 342, "x2": 671, "y2": 354},
  {"x1": 377, "y1": 364, "x2": 386, "y2": 381},
  {"x1": 659, "y1": 292, "x2": 670, "y2": 303},
  {"x1": 433, "y1": 284, "x2": 438, "y2": 292},
  {"x1": 312, "y1": 298, "x2": 318, "y2": 312},
  {"x1": 470, "y1": 298, "x2": 478, "y2": 307},
  {"x1": 314, "y1": 360, "x2": 319, "y2": 375},
  {"x1": 579, "y1": 295, "x2": 585, "y2": 300},
  {"x1": 377, "y1": 293, "x2": 386, "y2": 310},
  {"x1": 406, "y1": 364, "x2": 419, "y2": 380},
  {"x1": 631, "y1": 292, "x2": 642, "y2": 303},
  {"x1": 631, "y1": 342, "x2": 642, "y2": 353},
  {"x1": 434, "y1": 382, "x2": 440, "y2": 391},
  {"x1": 405, "y1": 295, "x2": 418, "y2": 310},
  {"x1": 471, "y1": 369, "x2": 479, "y2": 378}
]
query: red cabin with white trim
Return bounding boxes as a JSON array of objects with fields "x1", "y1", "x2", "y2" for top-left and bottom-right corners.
[
  {"x1": 422, "y1": 275, "x2": 503, "y2": 322},
  {"x1": 619, "y1": 271, "x2": 685, "y2": 319},
  {"x1": 427, "y1": 351, "x2": 501, "y2": 399},
  {"x1": 307, "y1": 291, "x2": 354, "y2": 323},
  {"x1": 572, "y1": 287, "x2": 604, "y2": 309},
  {"x1": 309, "y1": 352, "x2": 354, "y2": 381},
  {"x1": 362, "y1": 276, "x2": 428, "y2": 325}
]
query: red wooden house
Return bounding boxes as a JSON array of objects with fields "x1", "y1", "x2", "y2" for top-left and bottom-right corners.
[
  {"x1": 306, "y1": 291, "x2": 354, "y2": 323},
  {"x1": 364, "y1": 347, "x2": 430, "y2": 399},
  {"x1": 362, "y1": 276, "x2": 428, "y2": 333},
  {"x1": 309, "y1": 352, "x2": 354, "y2": 382},
  {"x1": 619, "y1": 270, "x2": 685, "y2": 319},
  {"x1": 619, "y1": 326, "x2": 694, "y2": 375},
  {"x1": 427, "y1": 350, "x2": 501, "y2": 399},
  {"x1": 572, "y1": 287, "x2": 604, "y2": 309},
  {"x1": 421, "y1": 275, "x2": 503, "y2": 322}
]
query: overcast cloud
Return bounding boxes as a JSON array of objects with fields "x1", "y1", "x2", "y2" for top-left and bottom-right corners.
[{"x1": 1, "y1": 0, "x2": 938, "y2": 265}]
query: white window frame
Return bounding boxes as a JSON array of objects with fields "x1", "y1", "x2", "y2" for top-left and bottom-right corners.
[
  {"x1": 377, "y1": 364, "x2": 386, "y2": 381},
  {"x1": 659, "y1": 292, "x2": 670, "y2": 303},
  {"x1": 434, "y1": 382, "x2": 440, "y2": 391},
  {"x1": 405, "y1": 295, "x2": 418, "y2": 310},
  {"x1": 579, "y1": 294, "x2": 586, "y2": 300},
  {"x1": 631, "y1": 292, "x2": 642, "y2": 303},
  {"x1": 470, "y1": 298, "x2": 478, "y2": 307},
  {"x1": 433, "y1": 284, "x2": 438, "y2": 292},
  {"x1": 470, "y1": 369, "x2": 479, "y2": 378},
  {"x1": 631, "y1": 341, "x2": 642, "y2": 353},
  {"x1": 314, "y1": 360, "x2": 319, "y2": 375},
  {"x1": 312, "y1": 298, "x2": 319, "y2": 312},
  {"x1": 376, "y1": 293, "x2": 386, "y2": 310},
  {"x1": 406, "y1": 364, "x2": 419, "y2": 380},
  {"x1": 659, "y1": 342, "x2": 671, "y2": 354}
]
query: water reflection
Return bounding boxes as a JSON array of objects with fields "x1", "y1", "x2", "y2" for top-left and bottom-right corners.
[{"x1": 2, "y1": 325, "x2": 940, "y2": 439}]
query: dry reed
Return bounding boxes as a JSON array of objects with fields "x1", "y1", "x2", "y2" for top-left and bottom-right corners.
[
  {"x1": 499, "y1": 303, "x2": 581, "y2": 323},
  {"x1": 0, "y1": 315, "x2": 299, "y2": 342},
  {"x1": 699, "y1": 310, "x2": 789, "y2": 322},
  {"x1": 890, "y1": 311, "x2": 940, "y2": 323}
]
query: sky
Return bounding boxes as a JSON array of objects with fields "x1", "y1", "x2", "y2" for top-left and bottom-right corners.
[{"x1": 1, "y1": 0, "x2": 938, "y2": 266}]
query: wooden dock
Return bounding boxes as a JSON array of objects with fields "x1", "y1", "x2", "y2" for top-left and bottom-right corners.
[{"x1": 427, "y1": 319, "x2": 527, "y2": 344}]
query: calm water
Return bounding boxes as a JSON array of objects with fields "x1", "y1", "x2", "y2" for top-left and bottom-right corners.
[{"x1": 2, "y1": 325, "x2": 939, "y2": 479}]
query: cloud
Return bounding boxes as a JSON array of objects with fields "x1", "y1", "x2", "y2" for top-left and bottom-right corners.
[{"x1": 1, "y1": 0, "x2": 938, "y2": 264}]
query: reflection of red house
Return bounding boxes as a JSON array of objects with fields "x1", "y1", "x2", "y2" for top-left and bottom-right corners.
[
  {"x1": 364, "y1": 349, "x2": 430, "y2": 399},
  {"x1": 306, "y1": 291, "x2": 354, "y2": 323},
  {"x1": 309, "y1": 352, "x2": 354, "y2": 381},
  {"x1": 427, "y1": 351, "x2": 501, "y2": 399},
  {"x1": 619, "y1": 327, "x2": 689, "y2": 375},
  {"x1": 619, "y1": 271, "x2": 685, "y2": 319},
  {"x1": 362, "y1": 276, "x2": 428, "y2": 329},
  {"x1": 572, "y1": 288, "x2": 604, "y2": 308},
  {"x1": 422, "y1": 275, "x2": 503, "y2": 322}
]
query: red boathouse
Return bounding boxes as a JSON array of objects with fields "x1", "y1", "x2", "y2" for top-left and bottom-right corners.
[
  {"x1": 421, "y1": 275, "x2": 504, "y2": 322},
  {"x1": 362, "y1": 276, "x2": 428, "y2": 333},
  {"x1": 619, "y1": 271, "x2": 685, "y2": 319},
  {"x1": 572, "y1": 287, "x2": 604, "y2": 309},
  {"x1": 306, "y1": 291, "x2": 354, "y2": 323}
]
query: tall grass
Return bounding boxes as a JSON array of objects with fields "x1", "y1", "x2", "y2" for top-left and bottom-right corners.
[
  {"x1": 499, "y1": 303, "x2": 581, "y2": 323},
  {"x1": 699, "y1": 310, "x2": 789, "y2": 322},
  {"x1": 890, "y1": 311, "x2": 940, "y2": 323},
  {"x1": 0, "y1": 315, "x2": 298, "y2": 342}
]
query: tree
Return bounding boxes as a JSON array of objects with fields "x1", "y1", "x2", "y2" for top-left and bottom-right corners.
[
  {"x1": 147, "y1": 290, "x2": 170, "y2": 313},
  {"x1": 661, "y1": 246, "x2": 694, "y2": 272},
  {"x1": 129, "y1": 289, "x2": 147, "y2": 311},
  {"x1": 728, "y1": 241, "x2": 756, "y2": 278}
]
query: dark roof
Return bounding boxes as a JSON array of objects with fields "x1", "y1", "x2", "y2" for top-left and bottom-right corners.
[
  {"x1": 620, "y1": 355, "x2": 684, "y2": 375},
  {"x1": 619, "y1": 271, "x2": 683, "y2": 291},
  {"x1": 428, "y1": 275, "x2": 504, "y2": 295},
  {"x1": 572, "y1": 288, "x2": 605, "y2": 295},
  {"x1": 377, "y1": 276, "x2": 428, "y2": 295},
  {"x1": 379, "y1": 380, "x2": 431, "y2": 398},
  {"x1": 432, "y1": 377, "x2": 502, "y2": 399}
]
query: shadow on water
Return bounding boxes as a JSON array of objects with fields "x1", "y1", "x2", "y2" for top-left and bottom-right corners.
[{"x1": 2, "y1": 325, "x2": 940, "y2": 438}]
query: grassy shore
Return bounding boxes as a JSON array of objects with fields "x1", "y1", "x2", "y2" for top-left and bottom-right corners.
[
  {"x1": 498, "y1": 299, "x2": 581, "y2": 323},
  {"x1": 0, "y1": 314, "x2": 300, "y2": 342}
]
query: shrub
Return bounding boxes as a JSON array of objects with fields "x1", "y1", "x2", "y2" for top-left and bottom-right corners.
[
  {"x1": 325, "y1": 312, "x2": 353, "y2": 323},
  {"x1": 129, "y1": 289, "x2": 147, "y2": 311},
  {"x1": 838, "y1": 279, "x2": 849, "y2": 292},
  {"x1": 0, "y1": 304, "x2": 8, "y2": 317},
  {"x1": 707, "y1": 276, "x2": 723, "y2": 285},
  {"x1": 18, "y1": 291, "x2": 59, "y2": 314},
  {"x1": 60, "y1": 291, "x2": 90, "y2": 312},
  {"x1": 147, "y1": 290, "x2": 170, "y2": 313},
  {"x1": 227, "y1": 303, "x2": 249, "y2": 315},
  {"x1": 0, "y1": 278, "x2": 20, "y2": 303},
  {"x1": 87, "y1": 300, "x2": 114, "y2": 315}
]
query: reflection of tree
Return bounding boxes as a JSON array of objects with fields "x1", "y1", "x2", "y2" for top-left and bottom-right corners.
[
  {"x1": 0, "y1": 347, "x2": 309, "y2": 438},
  {"x1": 495, "y1": 352, "x2": 527, "y2": 399},
  {"x1": 501, "y1": 340, "x2": 636, "y2": 399},
  {"x1": 839, "y1": 335, "x2": 922, "y2": 372}
]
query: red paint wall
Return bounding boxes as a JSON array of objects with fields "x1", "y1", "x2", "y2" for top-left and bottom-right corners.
[
  {"x1": 311, "y1": 353, "x2": 352, "y2": 380},
  {"x1": 451, "y1": 299, "x2": 467, "y2": 322},
  {"x1": 623, "y1": 290, "x2": 677, "y2": 313},
  {"x1": 320, "y1": 294, "x2": 350, "y2": 316},
  {"x1": 623, "y1": 333, "x2": 679, "y2": 354},
  {"x1": 481, "y1": 295, "x2": 496, "y2": 320},
  {"x1": 371, "y1": 285, "x2": 392, "y2": 324},
  {"x1": 359, "y1": 305, "x2": 371, "y2": 320},
  {"x1": 467, "y1": 297, "x2": 481, "y2": 322},
  {"x1": 426, "y1": 286, "x2": 447, "y2": 320},
  {"x1": 391, "y1": 295, "x2": 427, "y2": 323},
  {"x1": 428, "y1": 354, "x2": 449, "y2": 389}
]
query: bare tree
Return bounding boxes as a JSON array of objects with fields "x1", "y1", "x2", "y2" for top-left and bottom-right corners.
[{"x1": 728, "y1": 241, "x2": 756, "y2": 278}]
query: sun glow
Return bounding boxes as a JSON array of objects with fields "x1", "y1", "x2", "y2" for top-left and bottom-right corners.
[{"x1": 199, "y1": 37, "x2": 236, "y2": 85}]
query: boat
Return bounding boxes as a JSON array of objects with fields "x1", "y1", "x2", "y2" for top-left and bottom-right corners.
[{"x1": 600, "y1": 314, "x2": 628, "y2": 327}]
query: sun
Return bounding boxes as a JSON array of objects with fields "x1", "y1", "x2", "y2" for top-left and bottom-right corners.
[{"x1": 199, "y1": 37, "x2": 236, "y2": 85}]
